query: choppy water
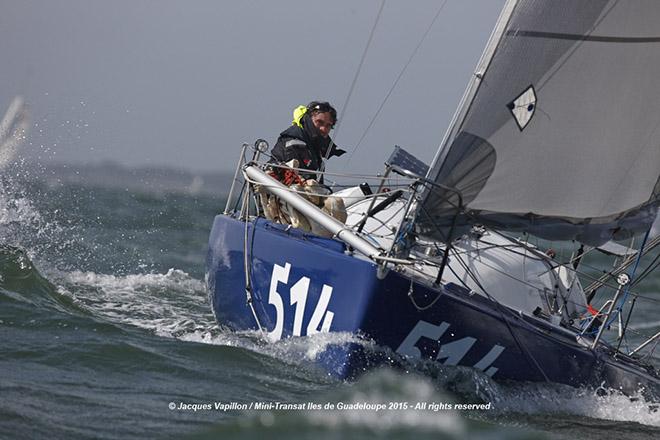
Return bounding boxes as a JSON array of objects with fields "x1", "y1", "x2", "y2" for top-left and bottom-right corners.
[{"x1": 1, "y1": 163, "x2": 659, "y2": 439}]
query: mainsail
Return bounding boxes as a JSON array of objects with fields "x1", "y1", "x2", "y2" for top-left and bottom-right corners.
[{"x1": 418, "y1": 0, "x2": 660, "y2": 246}]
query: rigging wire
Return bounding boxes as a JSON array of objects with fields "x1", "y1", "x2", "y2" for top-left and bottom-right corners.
[
  {"x1": 412, "y1": 189, "x2": 660, "y2": 312},
  {"x1": 348, "y1": 0, "x2": 449, "y2": 161},
  {"x1": 631, "y1": 251, "x2": 660, "y2": 286},
  {"x1": 242, "y1": 173, "x2": 413, "y2": 200},
  {"x1": 238, "y1": 148, "x2": 660, "y2": 354},
  {"x1": 265, "y1": 161, "x2": 418, "y2": 181},
  {"x1": 332, "y1": 0, "x2": 386, "y2": 142},
  {"x1": 321, "y1": 0, "x2": 386, "y2": 173},
  {"x1": 447, "y1": 245, "x2": 551, "y2": 382},
  {"x1": 603, "y1": 230, "x2": 651, "y2": 329},
  {"x1": 410, "y1": 202, "x2": 551, "y2": 381},
  {"x1": 616, "y1": 294, "x2": 638, "y2": 353},
  {"x1": 412, "y1": 203, "x2": 660, "y2": 351}
]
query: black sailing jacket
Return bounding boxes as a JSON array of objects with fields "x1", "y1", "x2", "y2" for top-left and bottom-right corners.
[{"x1": 269, "y1": 114, "x2": 345, "y2": 182}]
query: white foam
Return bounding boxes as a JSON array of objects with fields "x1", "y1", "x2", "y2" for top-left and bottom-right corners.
[
  {"x1": 47, "y1": 264, "x2": 371, "y2": 377},
  {"x1": 178, "y1": 328, "x2": 372, "y2": 370},
  {"x1": 305, "y1": 370, "x2": 465, "y2": 435},
  {"x1": 62, "y1": 268, "x2": 206, "y2": 294},
  {"x1": 493, "y1": 382, "x2": 660, "y2": 427},
  {"x1": 0, "y1": 196, "x2": 41, "y2": 226},
  {"x1": 52, "y1": 267, "x2": 381, "y2": 367},
  {"x1": 52, "y1": 268, "x2": 216, "y2": 336},
  {"x1": 0, "y1": 178, "x2": 72, "y2": 262}
]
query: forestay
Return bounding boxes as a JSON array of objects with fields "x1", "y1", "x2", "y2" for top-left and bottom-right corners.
[{"x1": 419, "y1": 0, "x2": 660, "y2": 246}]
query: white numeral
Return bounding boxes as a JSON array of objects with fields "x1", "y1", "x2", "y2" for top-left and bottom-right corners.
[
  {"x1": 267, "y1": 263, "x2": 290, "y2": 341},
  {"x1": 396, "y1": 319, "x2": 505, "y2": 376},
  {"x1": 267, "y1": 262, "x2": 335, "y2": 341},
  {"x1": 307, "y1": 285, "x2": 334, "y2": 335},
  {"x1": 290, "y1": 277, "x2": 310, "y2": 336}
]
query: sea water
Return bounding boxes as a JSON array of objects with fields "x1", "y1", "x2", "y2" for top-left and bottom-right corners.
[{"x1": 1, "y1": 163, "x2": 659, "y2": 439}]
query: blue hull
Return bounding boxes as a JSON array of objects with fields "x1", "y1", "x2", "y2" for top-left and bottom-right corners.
[{"x1": 207, "y1": 214, "x2": 660, "y2": 398}]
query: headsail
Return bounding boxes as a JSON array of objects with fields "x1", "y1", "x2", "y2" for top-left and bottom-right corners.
[{"x1": 418, "y1": 0, "x2": 660, "y2": 246}]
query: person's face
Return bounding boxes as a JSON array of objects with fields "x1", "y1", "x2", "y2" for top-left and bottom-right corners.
[{"x1": 311, "y1": 112, "x2": 334, "y2": 137}]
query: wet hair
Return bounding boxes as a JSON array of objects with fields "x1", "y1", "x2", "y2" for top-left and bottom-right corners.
[{"x1": 307, "y1": 101, "x2": 337, "y2": 126}]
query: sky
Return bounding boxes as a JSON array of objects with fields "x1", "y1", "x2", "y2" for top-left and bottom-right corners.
[{"x1": 0, "y1": 0, "x2": 505, "y2": 174}]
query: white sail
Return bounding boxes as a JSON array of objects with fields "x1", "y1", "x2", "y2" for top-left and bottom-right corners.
[
  {"x1": 0, "y1": 96, "x2": 28, "y2": 168},
  {"x1": 419, "y1": 0, "x2": 660, "y2": 245}
]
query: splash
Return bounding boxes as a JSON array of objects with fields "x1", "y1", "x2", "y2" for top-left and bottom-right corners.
[
  {"x1": 197, "y1": 369, "x2": 540, "y2": 440},
  {"x1": 487, "y1": 381, "x2": 660, "y2": 427},
  {"x1": 0, "y1": 181, "x2": 63, "y2": 255},
  {"x1": 0, "y1": 164, "x2": 78, "y2": 269},
  {"x1": 304, "y1": 369, "x2": 466, "y2": 435},
  {"x1": 392, "y1": 354, "x2": 660, "y2": 427},
  {"x1": 52, "y1": 267, "x2": 214, "y2": 335},
  {"x1": 49, "y1": 262, "x2": 379, "y2": 372}
]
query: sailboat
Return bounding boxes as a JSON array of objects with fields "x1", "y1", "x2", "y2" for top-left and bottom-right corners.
[
  {"x1": 206, "y1": 0, "x2": 660, "y2": 398},
  {"x1": 0, "y1": 96, "x2": 28, "y2": 168}
]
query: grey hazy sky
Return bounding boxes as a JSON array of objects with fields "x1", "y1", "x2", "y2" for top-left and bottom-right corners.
[{"x1": 0, "y1": 0, "x2": 505, "y2": 173}]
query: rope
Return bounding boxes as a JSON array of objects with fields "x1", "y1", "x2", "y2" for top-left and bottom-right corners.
[
  {"x1": 265, "y1": 162, "x2": 419, "y2": 181},
  {"x1": 241, "y1": 186, "x2": 266, "y2": 335}
]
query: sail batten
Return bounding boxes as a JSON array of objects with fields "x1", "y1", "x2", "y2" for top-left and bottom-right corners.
[
  {"x1": 507, "y1": 30, "x2": 660, "y2": 43},
  {"x1": 419, "y1": 0, "x2": 660, "y2": 246}
]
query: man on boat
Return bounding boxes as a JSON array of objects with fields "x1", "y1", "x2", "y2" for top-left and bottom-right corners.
[
  {"x1": 260, "y1": 101, "x2": 347, "y2": 235},
  {"x1": 269, "y1": 100, "x2": 346, "y2": 183}
]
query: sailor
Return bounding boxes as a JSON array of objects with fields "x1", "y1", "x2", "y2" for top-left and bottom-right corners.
[
  {"x1": 260, "y1": 101, "x2": 348, "y2": 235},
  {"x1": 269, "y1": 101, "x2": 346, "y2": 183}
]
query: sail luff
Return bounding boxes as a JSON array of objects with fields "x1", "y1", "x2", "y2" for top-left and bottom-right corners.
[{"x1": 426, "y1": 0, "x2": 518, "y2": 180}]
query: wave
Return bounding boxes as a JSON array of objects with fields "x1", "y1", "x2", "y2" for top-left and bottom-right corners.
[
  {"x1": 0, "y1": 244, "x2": 76, "y2": 312},
  {"x1": 183, "y1": 367, "x2": 659, "y2": 440},
  {"x1": 486, "y1": 381, "x2": 660, "y2": 436},
  {"x1": 3, "y1": 237, "x2": 659, "y2": 431},
  {"x1": 50, "y1": 267, "x2": 214, "y2": 334},
  {"x1": 1, "y1": 158, "x2": 658, "y2": 438},
  {"x1": 185, "y1": 369, "x2": 538, "y2": 440},
  {"x1": 52, "y1": 261, "x2": 660, "y2": 427}
]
